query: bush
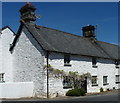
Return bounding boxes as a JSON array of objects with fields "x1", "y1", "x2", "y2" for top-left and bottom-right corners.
[
  {"x1": 100, "y1": 87, "x2": 103, "y2": 92},
  {"x1": 107, "y1": 88, "x2": 110, "y2": 91},
  {"x1": 66, "y1": 88, "x2": 86, "y2": 96},
  {"x1": 79, "y1": 88, "x2": 86, "y2": 96}
]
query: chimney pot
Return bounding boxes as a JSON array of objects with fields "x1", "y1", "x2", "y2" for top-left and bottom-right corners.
[{"x1": 82, "y1": 25, "x2": 96, "y2": 38}]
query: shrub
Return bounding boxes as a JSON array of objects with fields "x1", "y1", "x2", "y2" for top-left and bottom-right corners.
[
  {"x1": 79, "y1": 88, "x2": 86, "y2": 96},
  {"x1": 66, "y1": 88, "x2": 86, "y2": 96},
  {"x1": 100, "y1": 87, "x2": 103, "y2": 92},
  {"x1": 107, "y1": 88, "x2": 110, "y2": 91}
]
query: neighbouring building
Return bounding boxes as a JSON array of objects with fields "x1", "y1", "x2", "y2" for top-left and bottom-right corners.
[{"x1": 0, "y1": 2, "x2": 120, "y2": 98}]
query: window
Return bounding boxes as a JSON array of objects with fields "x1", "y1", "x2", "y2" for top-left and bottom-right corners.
[
  {"x1": 115, "y1": 60, "x2": 119, "y2": 68},
  {"x1": 63, "y1": 76, "x2": 72, "y2": 89},
  {"x1": 64, "y1": 54, "x2": 71, "y2": 66},
  {"x1": 0, "y1": 73, "x2": 4, "y2": 83},
  {"x1": 92, "y1": 57, "x2": 97, "y2": 68},
  {"x1": 103, "y1": 76, "x2": 108, "y2": 85},
  {"x1": 91, "y1": 76, "x2": 98, "y2": 86},
  {"x1": 115, "y1": 75, "x2": 120, "y2": 84}
]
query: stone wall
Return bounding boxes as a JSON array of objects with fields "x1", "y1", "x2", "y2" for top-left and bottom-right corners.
[
  {"x1": 12, "y1": 26, "x2": 46, "y2": 98},
  {"x1": 46, "y1": 52, "x2": 119, "y2": 96}
]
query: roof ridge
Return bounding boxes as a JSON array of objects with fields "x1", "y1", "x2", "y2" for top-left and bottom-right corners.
[
  {"x1": 36, "y1": 25, "x2": 119, "y2": 47},
  {"x1": 35, "y1": 25, "x2": 85, "y2": 39},
  {"x1": 97, "y1": 40, "x2": 119, "y2": 47}
]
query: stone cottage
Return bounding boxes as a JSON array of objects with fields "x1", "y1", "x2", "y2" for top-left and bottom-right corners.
[{"x1": 0, "y1": 2, "x2": 120, "y2": 98}]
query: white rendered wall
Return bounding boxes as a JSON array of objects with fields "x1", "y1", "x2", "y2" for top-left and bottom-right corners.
[
  {"x1": 46, "y1": 52, "x2": 119, "y2": 96},
  {"x1": 0, "y1": 82, "x2": 33, "y2": 98},
  {"x1": 12, "y1": 26, "x2": 46, "y2": 98},
  {"x1": 0, "y1": 34, "x2": 2, "y2": 74},
  {"x1": 0, "y1": 28, "x2": 15, "y2": 82}
]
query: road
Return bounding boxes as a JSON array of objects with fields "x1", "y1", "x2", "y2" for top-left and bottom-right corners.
[{"x1": 1, "y1": 90, "x2": 119, "y2": 103}]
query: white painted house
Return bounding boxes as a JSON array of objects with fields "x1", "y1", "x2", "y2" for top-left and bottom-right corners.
[{"x1": 0, "y1": 2, "x2": 120, "y2": 98}]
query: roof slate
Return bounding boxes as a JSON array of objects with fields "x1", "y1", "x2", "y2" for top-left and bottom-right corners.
[{"x1": 23, "y1": 23, "x2": 119, "y2": 60}]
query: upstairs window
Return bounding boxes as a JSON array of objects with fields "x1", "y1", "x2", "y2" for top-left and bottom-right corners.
[
  {"x1": 103, "y1": 76, "x2": 108, "y2": 85},
  {"x1": 64, "y1": 54, "x2": 71, "y2": 66},
  {"x1": 115, "y1": 60, "x2": 119, "y2": 68},
  {"x1": 115, "y1": 75, "x2": 120, "y2": 84},
  {"x1": 0, "y1": 73, "x2": 4, "y2": 83},
  {"x1": 92, "y1": 57, "x2": 97, "y2": 68},
  {"x1": 92, "y1": 76, "x2": 98, "y2": 86}
]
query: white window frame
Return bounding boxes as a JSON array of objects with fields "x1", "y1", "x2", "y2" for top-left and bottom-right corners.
[
  {"x1": 115, "y1": 75, "x2": 120, "y2": 84},
  {"x1": 63, "y1": 76, "x2": 72, "y2": 89},
  {"x1": 92, "y1": 76, "x2": 98, "y2": 86},
  {"x1": 92, "y1": 57, "x2": 98, "y2": 68},
  {"x1": 115, "y1": 60, "x2": 119, "y2": 69},
  {"x1": 0, "y1": 73, "x2": 5, "y2": 83},
  {"x1": 64, "y1": 54, "x2": 71, "y2": 66},
  {"x1": 103, "y1": 76, "x2": 108, "y2": 85}
]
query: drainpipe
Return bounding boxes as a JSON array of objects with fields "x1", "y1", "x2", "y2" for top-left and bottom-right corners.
[{"x1": 46, "y1": 51, "x2": 49, "y2": 98}]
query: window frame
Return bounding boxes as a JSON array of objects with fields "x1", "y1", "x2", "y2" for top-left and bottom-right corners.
[
  {"x1": 115, "y1": 60, "x2": 119, "y2": 68},
  {"x1": 0, "y1": 73, "x2": 5, "y2": 83},
  {"x1": 115, "y1": 75, "x2": 120, "y2": 84},
  {"x1": 103, "y1": 76, "x2": 108, "y2": 85},
  {"x1": 63, "y1": 76, "x2": 73, "y2": 89},
  {"x1": 92, "y1": 57, "x2": 98, "y2": 68},
  {"x1": 64, "y1": 54, "x2": 71, "y2": 66},
  {"x1": 91, "y1": 76, "x2": 98, "y2": 86}
]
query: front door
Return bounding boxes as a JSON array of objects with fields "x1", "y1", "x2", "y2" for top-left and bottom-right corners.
[{"x1": 81, "y1": 77, "x2": 87, "y2": 92}]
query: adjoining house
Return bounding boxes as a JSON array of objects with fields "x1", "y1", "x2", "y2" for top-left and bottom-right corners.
[{"x1": 0, "y1": 2, "x2": 120, "y2": 98}]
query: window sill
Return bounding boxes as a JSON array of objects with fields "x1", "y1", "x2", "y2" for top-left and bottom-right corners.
[
  {"x1": 115, "y1": 65, "x2": 119, "y2": 69},
  {"x1": 92, "y1": 65, "x2": 98, "y2": 68},
  {"x1": 116, "y1": 82, "x2": 120, "y2": 84},
  {"x1": 103, "y1": 83, "x2": 109, "y2": 86},
  {"x1": 63, "y1": 86, "x2": 72, "y2": 89},
  {"x1": 0, "y1": 81, "x2": 5, "y2": 83},
  {"x1": 64, "y1": 63, "x2": 71, "y2": 66},
  {"x1": 92, "y1": 84, "x2": 98, "y2": 86}
]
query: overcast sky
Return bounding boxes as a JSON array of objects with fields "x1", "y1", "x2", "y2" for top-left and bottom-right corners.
[{"x1": 2, "y1": 2, "x2": 118, "y2": 45}]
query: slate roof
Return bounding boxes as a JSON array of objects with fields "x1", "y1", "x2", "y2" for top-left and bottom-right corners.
[{"x1": 21, "y1": 22, "x2": 119, "y2": 60}]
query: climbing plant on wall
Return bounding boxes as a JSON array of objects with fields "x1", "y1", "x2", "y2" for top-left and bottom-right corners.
[{"x1": 44, "y1": 64, "x2": 91, "y2": 88}]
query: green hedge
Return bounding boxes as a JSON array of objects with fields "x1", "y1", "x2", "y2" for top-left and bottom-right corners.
[{"x1": 66, "y1": 88, "x2": 86, "y2": 96}]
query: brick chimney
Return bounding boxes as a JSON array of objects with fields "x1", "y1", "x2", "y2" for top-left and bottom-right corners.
[{"x1": 82, "y1": 25, "x2": 96, "y2": 39}]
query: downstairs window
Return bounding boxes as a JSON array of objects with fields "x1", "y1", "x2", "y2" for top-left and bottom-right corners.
[
  {"x1": 115, "y1": 75, "x2": 120, "y2": 84},
  {"x1": 92, "y1": 76, "x2": 98, "y2": 86},
  {"x1": 103, "y1": 76, "x2": 108, "y2": 85},
  {"x1": 0, "y1": 73, "x2": 5, "y2": 83},
  {"x1": 63, "y1": 76, "x2": 72, "y2": 89}
]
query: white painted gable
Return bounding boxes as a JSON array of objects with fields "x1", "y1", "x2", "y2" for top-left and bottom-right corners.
[{"x1": 0, "y1": 27, "x2": 15, "y2": 82}]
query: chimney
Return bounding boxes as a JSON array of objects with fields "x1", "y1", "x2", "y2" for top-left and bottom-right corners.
[
  {"x1": 19, "y1": 2, "x2": 36, "y2": 24},
  {"x1": 82, "y1": 25, "x2": 96, "y2": 39}
]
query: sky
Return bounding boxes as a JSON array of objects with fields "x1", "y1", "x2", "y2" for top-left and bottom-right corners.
[{"x1": 2, "y1": 2, "x2": 118, "y2": 45}]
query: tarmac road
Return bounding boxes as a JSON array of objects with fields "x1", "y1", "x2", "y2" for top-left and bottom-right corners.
[{"x1": 1, "y1": 90, "x2": 119, "y2": 103}]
